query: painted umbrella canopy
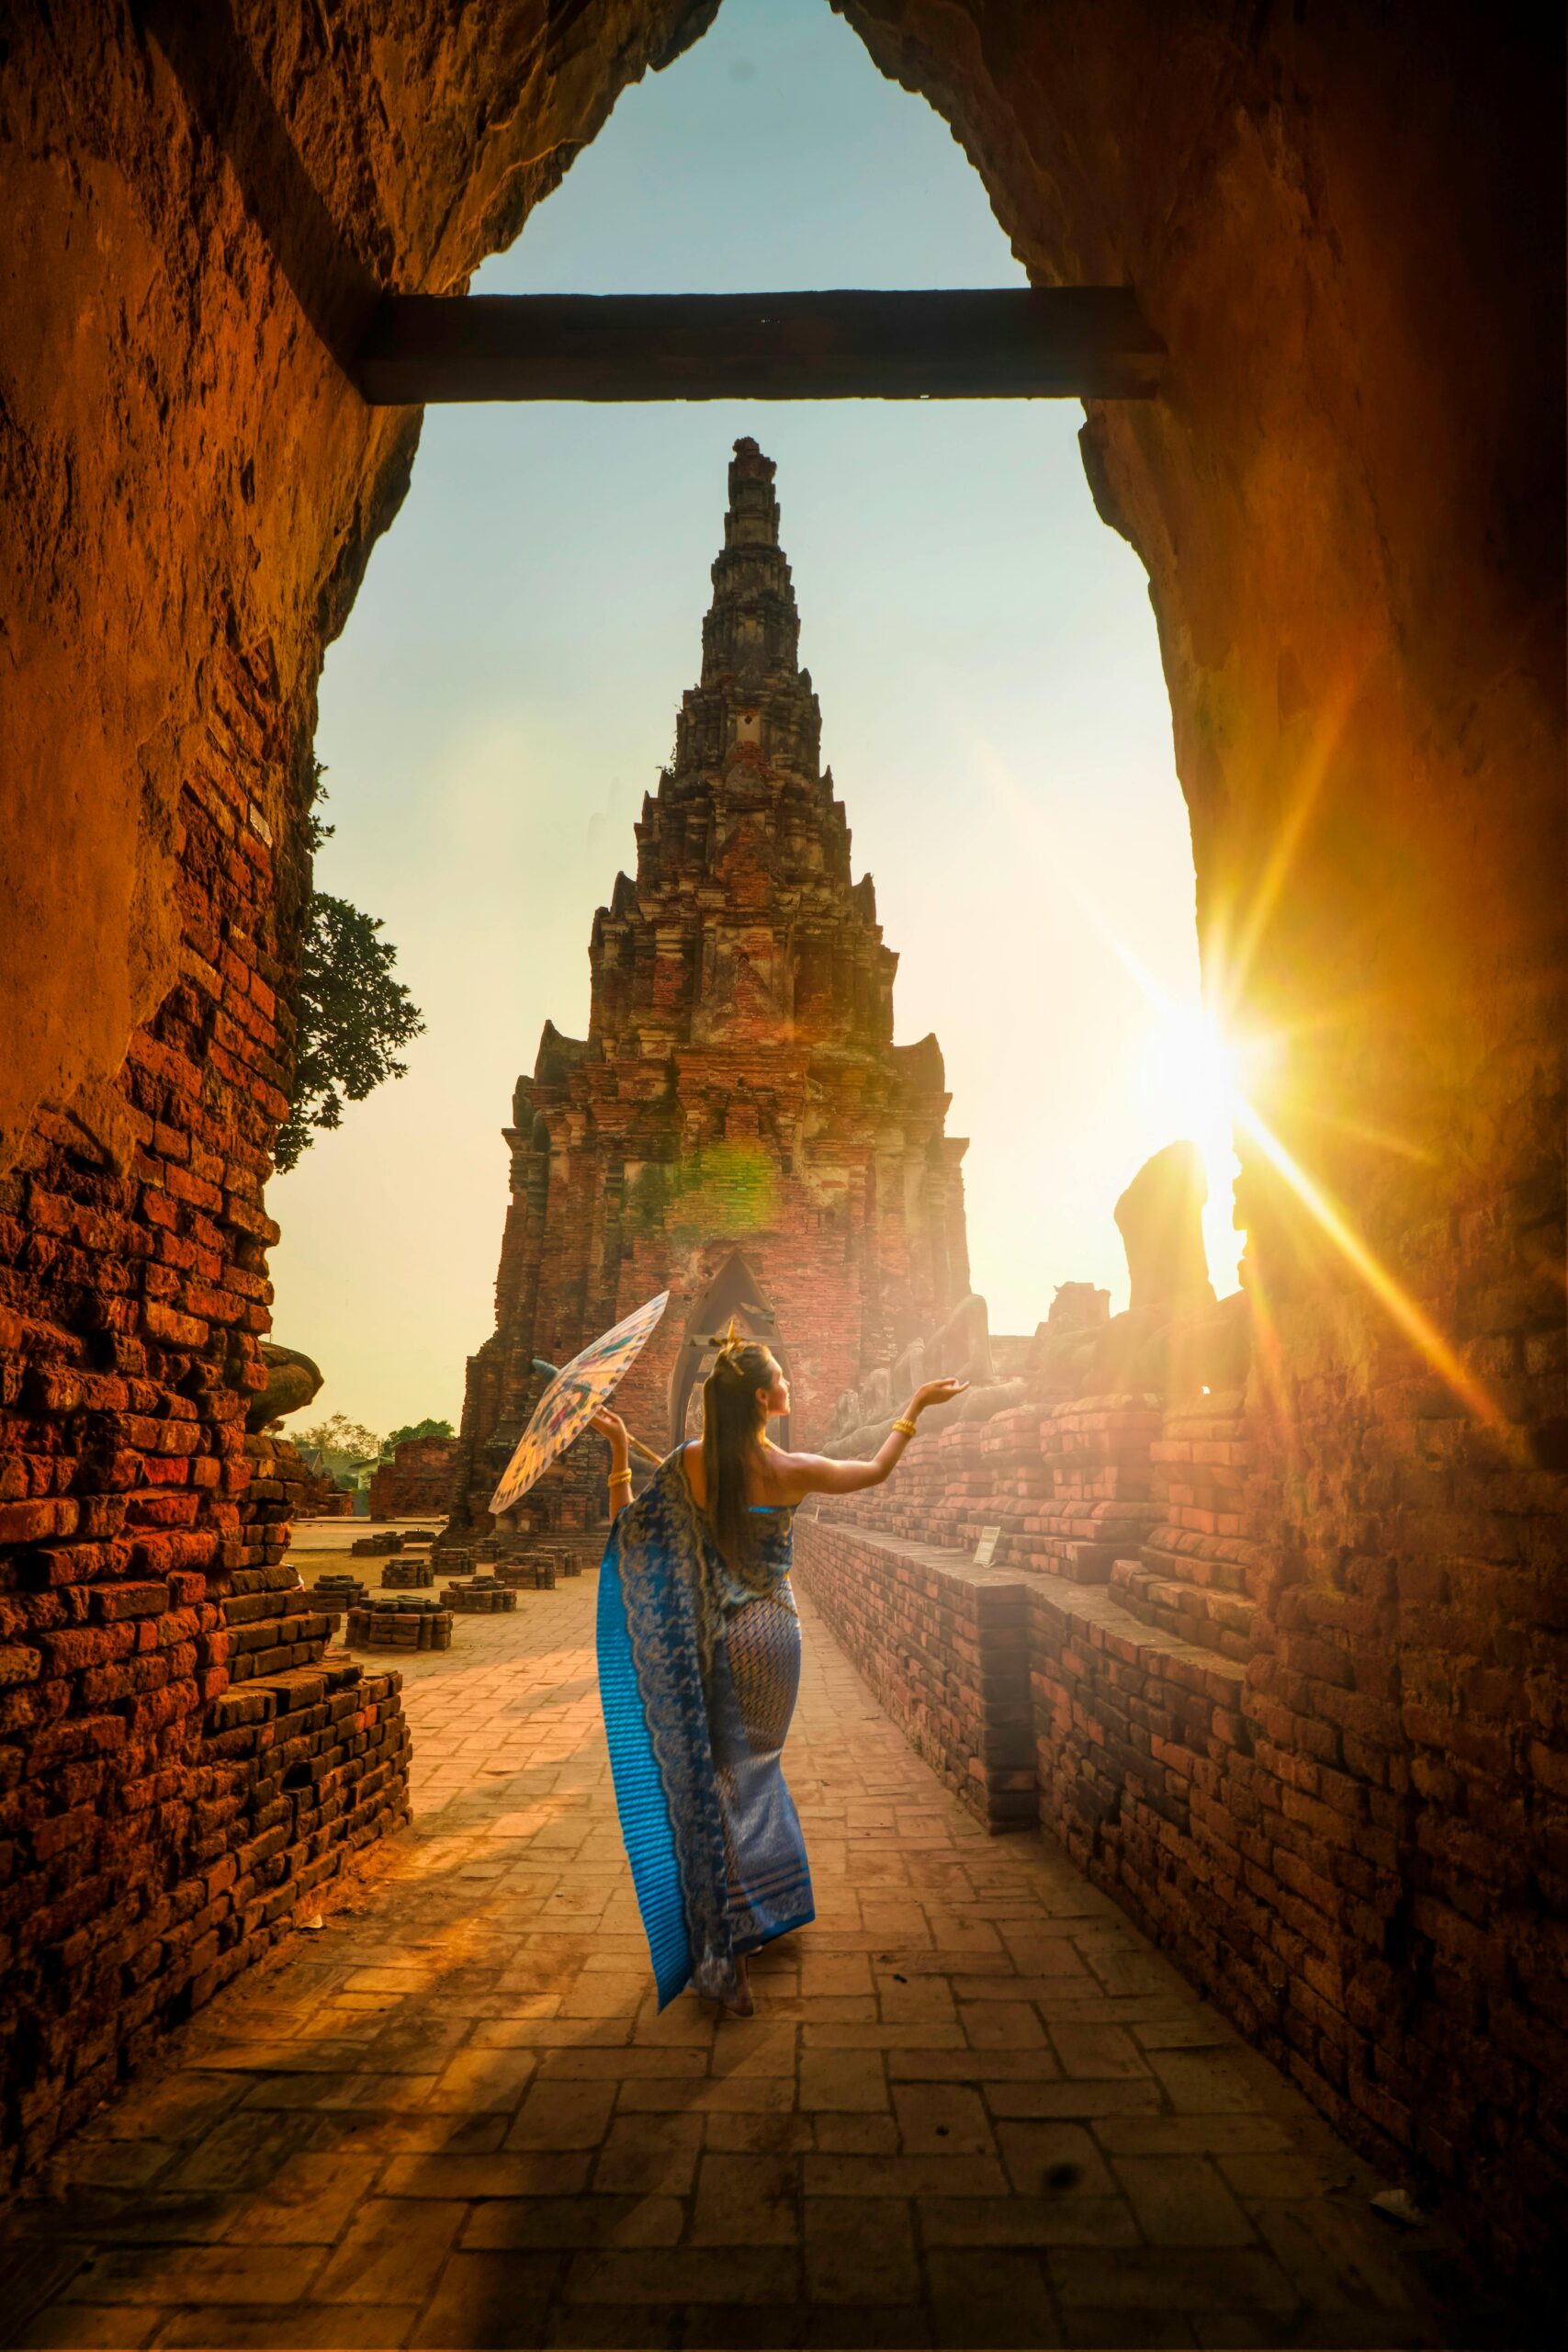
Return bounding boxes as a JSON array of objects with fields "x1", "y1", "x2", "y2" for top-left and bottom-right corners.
[{"x1": 489, "y1": 1291, "x2": 670, "y2": 1518}]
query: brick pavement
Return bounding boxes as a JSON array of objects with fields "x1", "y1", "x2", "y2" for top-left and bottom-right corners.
[{"x1": 0, "y1": 1565, "x2": 1495, "y2": 2348}]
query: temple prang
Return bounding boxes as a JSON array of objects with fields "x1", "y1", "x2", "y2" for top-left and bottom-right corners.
[{"x1": 447, "y1": 439, "x2": 971, "y2": 1536}]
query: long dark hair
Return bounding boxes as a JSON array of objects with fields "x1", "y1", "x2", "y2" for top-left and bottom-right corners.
[{"x1": 700, "y1": 1340, "x2": 773, "y2": 1576}]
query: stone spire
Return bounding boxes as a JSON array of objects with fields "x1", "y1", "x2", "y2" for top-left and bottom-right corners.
[
  {"x1": 589, "y1": 438, "x2": 889, "y2": 1055},
  {"x1": 446, "y1": 438, "x2": 971, "y2": 1533},
  {"x1": 675, "y1": 435, "x2": 818, "y2": 782}
]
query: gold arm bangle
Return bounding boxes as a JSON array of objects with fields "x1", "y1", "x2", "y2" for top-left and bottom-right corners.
[
  {"x1": 892, "y1": 1418, "x2": 918, "y2": 1439},
  {"x1": 607, "y1": 1469, "x2": 632, "y2": 1488}
]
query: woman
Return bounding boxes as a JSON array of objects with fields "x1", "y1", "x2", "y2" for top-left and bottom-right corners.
[{"x1": 592, "y1": 1336, "x2": 967, "y2": 2016}]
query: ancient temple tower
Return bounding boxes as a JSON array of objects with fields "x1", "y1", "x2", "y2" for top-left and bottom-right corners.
[{"x1": 447, "y1": 439, "x2": 970, "y2": 1532}]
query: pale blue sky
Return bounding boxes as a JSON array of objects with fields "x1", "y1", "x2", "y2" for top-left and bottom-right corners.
[{"x1": 269, "y1": 0, "x2": 1235, "y2": 1437}]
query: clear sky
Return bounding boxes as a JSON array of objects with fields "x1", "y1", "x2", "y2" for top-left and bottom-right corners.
[{"x1": 267, "y1": 0, "x2": 1239, "y2": 1439}]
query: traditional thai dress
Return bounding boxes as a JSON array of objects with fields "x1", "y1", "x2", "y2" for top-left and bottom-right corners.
[{"x1": 596, "y1": 1449, "x2": 814, "y2": 2007}]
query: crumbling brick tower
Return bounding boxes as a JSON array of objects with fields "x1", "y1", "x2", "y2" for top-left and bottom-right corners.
[{"x1": 448, "y1": 439, "x2": 971, "y2": 1532}]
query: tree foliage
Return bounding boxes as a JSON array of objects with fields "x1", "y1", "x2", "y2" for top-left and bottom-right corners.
[
  {"x1": 276, "y1": 891, "x2": 424, "y2": 1171},
  {"x1": 276, "y1": 773, "x2": 424, "y2": 1172},
  {"x1": 294, "y1": 1412, "x2": 381, "y2": 1466},
  {"x1": 384, "y1": 1417, "x2": 455, "y2": 1452}
]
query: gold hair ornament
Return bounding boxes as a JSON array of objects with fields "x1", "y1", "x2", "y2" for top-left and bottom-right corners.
[{"x1": 714, "y1": 1315, "x2": 752, "y2": 1374}]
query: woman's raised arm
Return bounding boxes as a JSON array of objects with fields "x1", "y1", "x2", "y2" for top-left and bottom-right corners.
[{"x1": 773, "y1": 1378, "x2": 969, "y2": 1502}]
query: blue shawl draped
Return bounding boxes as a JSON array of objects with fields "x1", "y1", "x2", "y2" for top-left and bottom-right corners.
[{"x1": 596, "y1": 1450, "x2": 812, "y2": 2007}]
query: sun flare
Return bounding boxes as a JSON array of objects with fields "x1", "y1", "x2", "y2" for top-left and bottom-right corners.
[{"x1": 1153, "y1": 1009, "x2": 1243, "y2": 1133}]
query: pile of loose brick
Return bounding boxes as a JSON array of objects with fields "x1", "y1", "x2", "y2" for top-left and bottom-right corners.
[
  {"x1": 379, "y1": 1557, "x2": 434, "y2": 1589},
  {"x1": 350, "y1": 1532, "x2": 404, "y2": 1557},
  {"x1": 344, "y1": 1595, "x2": 452, "y2": 1651},
  {"x1": 434, "y1": 1534, "x2": 590, "y2": 1591},
  {"x1": 308, "y1": 1573, "x2": 368, "y2": 1623},
  {"x1": 439, "y1": 1574, "x2": 516, "y2": 1614},
  {"x1": 202, "y1": 1655, "x2": 410, "y2": 1932}
]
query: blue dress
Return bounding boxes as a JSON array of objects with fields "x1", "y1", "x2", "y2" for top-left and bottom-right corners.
[{"x1": 596, "y1": 1451, "x2": 814, "y2": 2007}]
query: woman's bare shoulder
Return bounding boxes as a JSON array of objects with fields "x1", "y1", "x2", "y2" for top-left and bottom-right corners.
[{"x1": 761, "y1": 1445, "x2": 832, "y2": 1499}]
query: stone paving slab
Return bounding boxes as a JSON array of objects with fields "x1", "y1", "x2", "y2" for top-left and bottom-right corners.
[{"x1": 0, "y1": 1571, "x2": 1517, "y2": 2348}]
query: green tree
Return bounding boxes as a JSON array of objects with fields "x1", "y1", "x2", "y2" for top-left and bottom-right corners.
[
  {"x1": 294, "y1": 1412, "x2": 381, "y2": 1471},
  {"x1": 384, "y1": 1417, "x2": 455, "y2": 1452},
  {"x1": 276, "y1": 773, "x2": 424, "y2": 1172}
]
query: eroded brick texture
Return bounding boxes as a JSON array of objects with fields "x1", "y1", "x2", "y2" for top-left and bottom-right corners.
[
  {"x1": 0, "y1": 651, "x2": 411, "y2": 2185},
  {"x1": 449, "y1": 441, "x2": 971, "y2": 1534},
  {"x1": 795, "y1": 1314, "x2": 1568, "y2": 2272}
]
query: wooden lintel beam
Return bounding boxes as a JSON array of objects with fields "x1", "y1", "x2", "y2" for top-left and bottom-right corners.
[{"x1": 354, "y1": 288, "x2": 1164, "y2": 405}]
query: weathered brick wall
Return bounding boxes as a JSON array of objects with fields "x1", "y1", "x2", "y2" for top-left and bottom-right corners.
[
  {"x1": 0, "y1": 659, "x2": 411, "y2": 2186},
  {"x1": 367, "y1": 1436, "x2": 457, "y2": 1520},
  {"x1": 792, "y1": 1514, "x2": 1033, "y2": 1830},
  {"x1": 809, "y1": 1366, "x2": 1568, "y2": 2274}
]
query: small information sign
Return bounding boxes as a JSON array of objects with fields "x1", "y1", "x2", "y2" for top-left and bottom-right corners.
[{"x1": 973, "y1": 1524, "x2": 1003, "y2": 1567}]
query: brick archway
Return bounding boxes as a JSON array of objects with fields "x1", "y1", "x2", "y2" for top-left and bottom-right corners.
[{"x1": 0, "y1": 0, "x2": 1562, "y2": 2277}]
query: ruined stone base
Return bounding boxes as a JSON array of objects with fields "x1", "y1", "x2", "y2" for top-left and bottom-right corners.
[{"x1": 6, "y1": 1646, "x2": 410, "y2": 2188}]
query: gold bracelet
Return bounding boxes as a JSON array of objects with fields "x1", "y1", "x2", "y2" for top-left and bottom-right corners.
[
  {"x1": 892, "y1": 1418, "x2": 918, "y2": 1439},
  {"x1": 607, "y1": 1468, "x2": 632, "y2": 1489}
]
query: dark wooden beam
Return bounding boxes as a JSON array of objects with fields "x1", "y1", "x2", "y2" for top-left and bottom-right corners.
[{"x1": 354, "y1": 288, "x2": 1164, "y2": 404}]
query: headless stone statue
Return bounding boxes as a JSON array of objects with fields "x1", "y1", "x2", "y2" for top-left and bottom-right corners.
[{"x1": 1113, "y1": 1141, "x2": 1216, "y2": 1315}]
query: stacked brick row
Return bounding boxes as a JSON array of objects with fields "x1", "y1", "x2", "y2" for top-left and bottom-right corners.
[
  {"x1": 199, "y1": 1657, "x2": 410, "y2": 1941},
  {"x1": 344, "y1": 1597, "x2": 453, "y2": 1650},
  {"x1": 309, "y1": 1573, "x2": 368, "y2": 1623},
  {"x1": 0, "y1": 659, "x2": 411, "y2": 2186},
  {"x1": 1109, "y1": 1388, "x2": 1261, "y2": 1661},
  {"x1": 806, "y1": 1413, "x2": 1032, "y2": 1558},
  {"x1": 497, "y1": 1558, "x2": 558, "y2": 1591},
  {"x1": 222, "y1": 1561, "x2": 332, "y2": 1682},
  {"x1": 1027, "y1": 1395, "x2": 1163, "y2": 1581},
  {"x1": 437, "y1": 1534, "x2": 590, "y2": 1589},
  {"x1": 440, "y1": 1575, "x2": 517, "y2": 1613},
  {"x1": 381, "y1": 1559, "x2": 434, "y2": 1589},
  {"x1": 792, "y1": 1515, "x2": 1033, "y2": 1829}
]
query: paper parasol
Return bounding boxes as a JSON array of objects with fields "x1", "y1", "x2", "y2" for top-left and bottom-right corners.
[{"x1": 489, "y1": 1290, "x2": 670, "y2": 1518}]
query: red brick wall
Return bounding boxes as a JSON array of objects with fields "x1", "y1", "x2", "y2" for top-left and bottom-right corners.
[
  {"x1": 368, "y1": 1436, "x2": 458, "y2": 1520},
  {"x1": 0, "y1": 656, "x2": 411, "y2": 2185},
  {"x1": 792, "y1": 1514, "x2": 1034, "y2": 1831},
  {"x1": 797, "y1": 1372, "x2": 1568, "y2": 2275}
]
